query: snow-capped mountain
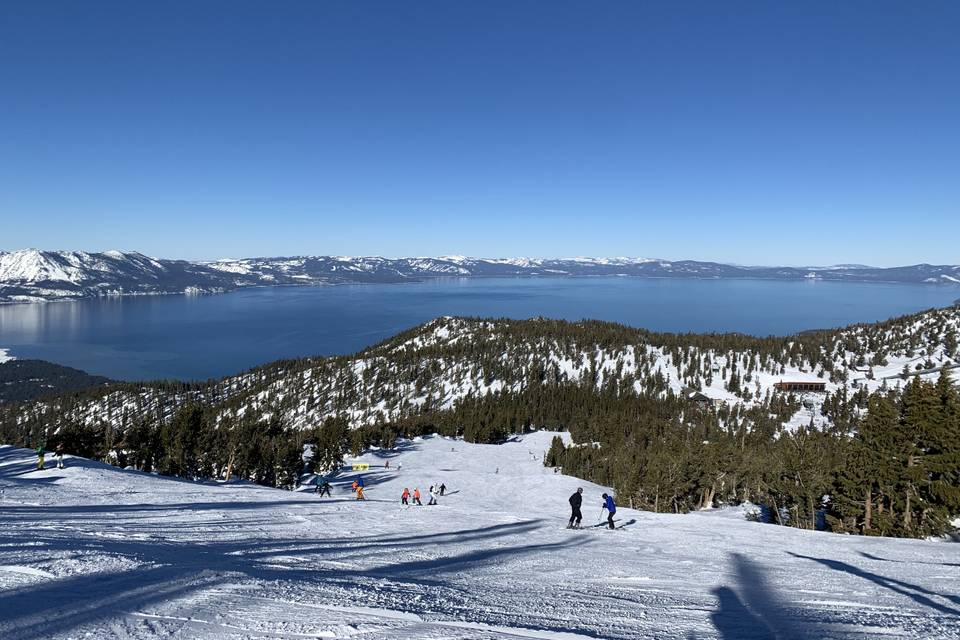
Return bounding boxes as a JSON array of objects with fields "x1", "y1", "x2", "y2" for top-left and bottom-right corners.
[
  {"x1": 2, "y1": 249, "x2": 960, "y2": 303},
  {"x1": 0, "y1": 249, "x2": 253, "y2": 302}
]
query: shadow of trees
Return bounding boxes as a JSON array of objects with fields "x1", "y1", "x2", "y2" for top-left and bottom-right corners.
[
  {"x1": 0, "y1": 510, "x2": 584, "y2": 640},
  {"x1": 789, "y1": 552, "x2": 960, "y2": 615}
]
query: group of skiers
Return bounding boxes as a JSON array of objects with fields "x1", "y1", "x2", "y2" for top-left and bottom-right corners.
[
  {"x1": 400, "y1": 483, "x2": 445, "y2": 506},
  {"x1": 312, "y1": 471, "x2": 450, "y2": 508},
  {"x1": 35, "y1": 443, "x2": 65, "y2": 471},
  {"x1": 567, "y1": 487, "x2": 617, "y2": 529}
]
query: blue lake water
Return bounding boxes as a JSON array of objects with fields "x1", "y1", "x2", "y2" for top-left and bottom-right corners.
[{"x1": 1, "y1": 277, "x2": 957, "y2": 381}]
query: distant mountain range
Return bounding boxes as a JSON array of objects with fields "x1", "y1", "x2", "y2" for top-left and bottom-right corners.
[{"x1": 1, "y1": 249, "x2": 959, "y2": 303}]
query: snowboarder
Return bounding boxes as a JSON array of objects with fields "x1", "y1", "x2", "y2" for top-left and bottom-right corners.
[
  {"x1": 428, "y1": 486, "x2": 438, "y2": 505},
  {"x1": 439, "y1": 483, "x2": 446, "y2": 496},
  {"x1": 601, "y1": 493, "x2": 616, "y2": 529},
  {"x1": 413, "y1": 488, "x2": 422, "y2": 506},
  {"x1": 401, "y1": 488, "x2": 410, "y2": 505},
  {"x1": 55, "y1": 443, "x2": 64, "y2": 469},
  {"x1": 568, "y1": 487, "x2": 583, "y2": 529},
  {"x1": 36, "y1": 444, "x2": 45, "y2": 471}
]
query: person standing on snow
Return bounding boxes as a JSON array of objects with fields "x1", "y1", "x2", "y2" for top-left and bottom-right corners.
[
  {"x1": 439, "y1": 483, "x2": 446, "y2": 496},
  {"x1": 413, "y1": 488, "x2": 422, "y2": 506},
  {"x1": 428, "y1": 486, "x2": 438, "y2": 505},
  {"x1": 401, "y1": 488, "x2": 410, "y2": 505},
  {"x1": 55, "y1": 443, "x2": 64, "y2": 469},
  {"x1": 316, "y1": 478, "x2": 331, "y2": 497},
  {"x1": 601, "y1": 493, "x2": 616, "y2": 529},
  {"x1": 568, "y1": 487, "x2": 583, "y2": 529},
  {"x1": 36, "y1": 443, "x2": 45, "y2": 471},
  {"x1": 356, "y1": 486, "x2": 366, "y2": 500}
]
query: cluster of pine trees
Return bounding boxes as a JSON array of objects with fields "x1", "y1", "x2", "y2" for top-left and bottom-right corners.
[
  {"x1": 538, "y1": 372, "x2": 958, "y2": 538},
  {"x1": 12, "y1": 404, "x2": 358, "y2": 490}
]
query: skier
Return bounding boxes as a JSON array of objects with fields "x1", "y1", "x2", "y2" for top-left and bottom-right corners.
[
  {"x1": 385, "y1": 460, "x2": 390, "y2": 469},
  {"x1": 356, "y1": 486, "x2": 366, "y2": 500},
  {"x1": 568, "y1": 487, "x2": 583, "y2": 529},
  {"x1": 316, "y1": 478, "x2": 331, "y2": 497},
  {"x1": 36, "y1": 443, "x2": 45, "y2": 471},
  {"x1": 351, "y1": 480, "x2": 359, "y2": 495},
  {"x1": 401, "y1": 488, "x2": 410, "y2": 505},
  {"x1": 413, "y1": 488, "x2": 422, "y2": 506},
  {"x1": 398, "y1": 462, "x2": 402, "y2": 471},
  {"x1": 55, "y1": 443, "x2": 64, "y2": 469},
  {"x1": 601, "y1": 493, "x2": 616, "y2": 529},
  {"x1": 428, "y1": 486, "x2": 438, "y2": 506},
  {"x1": 439, "y1": 483, "x2": 446, "y2": 496}
]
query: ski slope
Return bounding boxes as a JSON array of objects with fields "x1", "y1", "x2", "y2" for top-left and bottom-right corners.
[{"x1": 1, "y1": 432, "x2": 958, "y2": 639}]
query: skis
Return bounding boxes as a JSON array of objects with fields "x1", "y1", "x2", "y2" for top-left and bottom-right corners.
[{"x1": 585, "y1": 517, "x2": 636, "y2": 530}]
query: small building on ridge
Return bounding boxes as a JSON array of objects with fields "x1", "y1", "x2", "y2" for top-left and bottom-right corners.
[{"x1": 774, "y1": 380, "x2": 827, "y2": 393}]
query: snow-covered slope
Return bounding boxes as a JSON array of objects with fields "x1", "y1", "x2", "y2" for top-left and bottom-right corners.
[
  {"x1": 1, "y1": 432, "x2": 957, "y2": 639},
  {"x1": 4, "y1": 249, "x2": 960, "y2": 303}
]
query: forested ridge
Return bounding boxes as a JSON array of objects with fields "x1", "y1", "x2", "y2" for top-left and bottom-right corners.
[{"x1": 2, "y1": 306, "x2": 958, "y2": 538}]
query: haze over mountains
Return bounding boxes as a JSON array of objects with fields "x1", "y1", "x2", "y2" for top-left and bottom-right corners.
[{"x1": 1, "y1": 249, "x2": 959, "y2": 303}]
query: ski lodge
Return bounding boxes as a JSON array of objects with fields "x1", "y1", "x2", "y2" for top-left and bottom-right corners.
[{"x1": 774, "y1": 381, "x2": 827, "y2": 393}]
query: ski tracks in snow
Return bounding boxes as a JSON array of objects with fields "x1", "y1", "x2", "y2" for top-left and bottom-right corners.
[{"x1": 1, "y1": 433, "x2": 959, "y2": 639}]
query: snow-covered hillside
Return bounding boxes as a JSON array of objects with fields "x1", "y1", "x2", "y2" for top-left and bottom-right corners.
[
  {"x1": 1, "y1": 431, "x2": 957, "y2": 639},
  {"x1": 4, "y1": 249, "x2": 960, "y2": 303},
  {"x1": 10, "y1": 307, "x2": 959, "y2": 438}
]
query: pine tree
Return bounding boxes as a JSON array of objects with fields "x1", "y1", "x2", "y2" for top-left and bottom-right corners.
[{"x1": 545, "y1": 435, "x2": 566, "y2": 467}]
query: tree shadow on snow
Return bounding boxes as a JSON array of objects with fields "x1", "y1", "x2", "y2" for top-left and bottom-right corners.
[
  {"x1": 0, "y1": 517, "x2": 570, "y2": 640},
  {"x1": 789, "y1": 552, "x2": 960, "y2": 615},
  {"x1": 857, "y1": 550, "x2": 960, "y2": 568}
]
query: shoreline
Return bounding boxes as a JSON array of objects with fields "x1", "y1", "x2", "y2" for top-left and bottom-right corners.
[{"x1": 2, "y1": 274, "x2": 960, "y2": 306}]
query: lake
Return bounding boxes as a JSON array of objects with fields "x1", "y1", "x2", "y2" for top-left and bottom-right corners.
[{"x1": 1, "y1": 277, "x2": 957, "y2": 381}]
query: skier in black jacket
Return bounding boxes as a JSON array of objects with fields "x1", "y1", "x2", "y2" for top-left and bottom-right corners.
[{"x1": 568, "y1": 487, "x2": 584, "y2": 529}]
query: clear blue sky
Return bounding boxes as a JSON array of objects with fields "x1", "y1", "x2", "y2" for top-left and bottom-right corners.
[{"x1": 1, "y1": 2, "x2": 957, "y2": 266}]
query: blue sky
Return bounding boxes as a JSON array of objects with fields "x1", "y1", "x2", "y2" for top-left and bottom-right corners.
[{"x1": 1, "y1": 2, "x2": 957, "y2": 266}]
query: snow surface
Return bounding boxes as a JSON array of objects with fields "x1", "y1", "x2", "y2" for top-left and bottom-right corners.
[
  {"x1": 0, "y1": 348, "x2": 13, "y2": 364},
  {"x1": 1, "y1": 432, "x2": 958, "y2": 639}
]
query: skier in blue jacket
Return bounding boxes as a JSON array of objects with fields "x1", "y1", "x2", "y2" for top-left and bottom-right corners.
[{"x1": 601, "y1": 493, "x2": 616, "y2": 529}]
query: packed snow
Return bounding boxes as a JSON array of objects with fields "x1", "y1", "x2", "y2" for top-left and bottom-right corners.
[
  {"x1": 1, "y1": 432, "x2": 958, "y2": 639},
  {"x1": 0, "y1": 348, "x2": 13, "y2": 364}
]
